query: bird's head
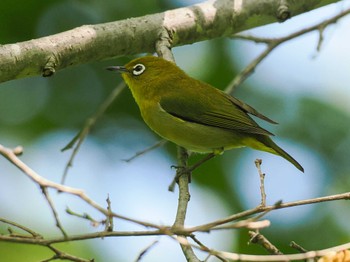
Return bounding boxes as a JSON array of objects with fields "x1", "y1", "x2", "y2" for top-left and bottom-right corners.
[{"x1": 108, "y1": 56, "x2": 182, "y2": 86}]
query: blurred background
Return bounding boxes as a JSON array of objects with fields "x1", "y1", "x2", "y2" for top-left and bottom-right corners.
[{"x1": 1, "y1": 0, "x2": 350, "y2": 261}]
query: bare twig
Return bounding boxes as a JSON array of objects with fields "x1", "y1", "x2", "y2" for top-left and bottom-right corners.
[
  {"x1": 0, "y1": 218, "x2": 42, "y2": 239},
  {"x1": 249, "y1": 231, "x2": 283, "y2": 255},
  {"x1": 66, "y1": 207, "x2": 102, "y2": 227},
  {"x1": 190, "y1": 235, "x2": 229, "y2": 262},
  {"x1": 172, "y1": 147, "x2": 200, "y2": 262},
  {"x1": 2, "y1": 222, "x2": 350, "y2": 262},
  {"x1": 255, "y1": 159, "x2": 267, "y2": 207},
  {"x1": 41, "y1": 186, "x2": 67, "y2": 238},
  {"x1": 134, "y1": 239, "x2": 160, "y2": 262},
  {"x1": 3, "y1": 140, "x2": 350, "y2": 238},
  {"x1": 0, "y1": 143, "x2": 161, "y2": 229},
  {"x1": 212, "y1": 219, "x2": 271, "y2": 231},
  {"x1": 225, "y1": 41, "x2": 279, "y2": 94},
  {"x1": 105, "y1": 195, "x2": 114, "y2": 232},
  {"x1": 61, "y1": 82, "x2": 125, "y2": 184},
  {"x1": 45, "y1": 245, "x2": 93, "y2": 262},
  {"x1": 168, "y1": 233, "x2": 350, "y2": 261},
  {"x1": 226, "y1": 6, "x2": 350, "y2": 93},
  {"x1": 123, "y1": 140, "x2": 167, "y2": 163},
  {"x1": 290, "y1": 241, "x2": 308, "y2": 253},
  {"x1": 186, "y1": 190, "x2": 350, "y2": 233}
]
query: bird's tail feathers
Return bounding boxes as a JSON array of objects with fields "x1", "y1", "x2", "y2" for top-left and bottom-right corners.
[{"x1": 245, "y1": 136, "x2": 304, "y2": 172}]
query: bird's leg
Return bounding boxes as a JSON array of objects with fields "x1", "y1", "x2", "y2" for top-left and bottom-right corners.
[
  {"x1": 168, "y1": 149, "x2": 222, "y2": 192},
  {"x1": 187, "y1": 152, "x2": 216, "y2": 173},
  {"x1": 172, "y1": 152, "x2": 218, "y2": 176},
  {"x1": 187, "y1": 147, "x2": 223, "y2": 173}
]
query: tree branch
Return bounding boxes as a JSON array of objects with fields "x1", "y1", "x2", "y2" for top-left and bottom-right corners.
[
  {"x1": 61, "y1": 81, "x2": 125, "y2": 184},
  {"x1": 0, "y1": 144, "x2": 161, "y2": 229},
  {"x1": 172, "y1": 148, "x2": 201, "y2": 262},
  {"x1": 155, "y1": 35, "x2": 201, "y2": 261},
  {"x1": 225, "y1": 5, "x2": 350, "y2": 93},
  {"x1": 0, "y1": 0, "x2": 341, "y2": 83}
]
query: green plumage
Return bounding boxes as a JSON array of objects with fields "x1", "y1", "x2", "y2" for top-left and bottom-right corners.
[{"x1": 108, "y1": 56, "x2": 304, "y2": 172}]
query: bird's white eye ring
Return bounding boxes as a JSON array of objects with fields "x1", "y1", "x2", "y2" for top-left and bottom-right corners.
[{"x1": 132, "y1": 64, "x2": 146, "y2": 76}]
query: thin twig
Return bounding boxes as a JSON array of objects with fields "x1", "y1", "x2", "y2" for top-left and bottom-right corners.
[
  {"x1": 134, "y1": 239, "x2": 160, "y2": 262},
  {"x1": 123, "y1": 140, "x2": 167, "y2": 162},
  {"x1": 61, "y1": 82, "x2": 126, "y2": 184},
  {"x1": 212, "y1": 219, "x2": 271, "y2": 231},
  {"x1": 225, "y1": 41, "x2": 279, "y2": 94},
  {"x1": 0, "y1": 229, "x2": 165, "y2": 245},
  {"x1": 172, "y1": 147, "x2": 201, "y2": 262},
  {"x1": 255, "y1": 159, "x2": 267, "y2": 207},
  {"x1": 41, "y1": 186, "x2": 67, "y2": 238},
  {"x1": 226, "y1": 6, "x2": 350, "y2": 93},
  {"x1": 290, "y1": 241, "x2": 309, "y2": 253},
  {"x1": 0, "y1": 218, "x2": 42, "y2": 239},
  {"x1": 2, "y1": 224, "x2": 350, "y2": 262},
  {"x1": 45, "y1": 245, "x2": 93, "y2": 262},
  {"x1": 186, "y1": 190, "x2": 350, "y2": 233},
  {"x1": 0, "y1": 144, "x2": 161, "y2": 229},
  {"x1": 249, "y1": 231, "x2": 284, "y2": 255},
  {"x1": 3, "y1": 140, "x2": 350, "y2": 236},
  {"x1": 66, "y1": 207, "x2": 102, "y2": 227},
  {"x1": 190, "y1": 235, "x2": 229, "y2": 262},
  {"x1": 106, "y1": 195, "x2": 114, "y2": 232},
  {"x1": 167, "y1": 233, "x2": 350, "y2": 262}
]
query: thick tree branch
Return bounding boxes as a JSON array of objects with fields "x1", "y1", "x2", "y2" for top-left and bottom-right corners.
[{"x1": 0, "y1": 0, "x2": 341, "y2": 83}]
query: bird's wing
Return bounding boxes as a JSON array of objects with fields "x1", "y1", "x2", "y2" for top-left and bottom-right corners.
[
  {"x1": 159, "y1": 90, "x2": 274, "y2": 136},
  {"x1": 226, "y1": 95, "x2": 277, "y2": 124}
]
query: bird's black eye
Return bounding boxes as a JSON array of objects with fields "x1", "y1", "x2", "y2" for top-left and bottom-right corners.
[{"x1": 132, "y1": 64, "x2": 146, "y2": 76}]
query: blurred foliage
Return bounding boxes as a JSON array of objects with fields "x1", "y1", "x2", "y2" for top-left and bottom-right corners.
[{"x1": 1, "y1": 0, "x2": 350, "y2": 261}]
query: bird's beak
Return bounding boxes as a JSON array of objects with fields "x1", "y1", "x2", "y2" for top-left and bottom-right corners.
[{"x1": 106, "y1": 66, "x2": 129, "y2": 73}]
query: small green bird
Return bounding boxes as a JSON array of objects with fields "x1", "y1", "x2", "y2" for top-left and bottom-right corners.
[{"x1": 107, "y1": 56, "x2": 304, "y2": 172}]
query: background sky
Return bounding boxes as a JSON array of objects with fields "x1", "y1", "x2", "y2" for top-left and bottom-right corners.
[{"x1": 1, "y1": 1, "x2": 350, "y2": 261}]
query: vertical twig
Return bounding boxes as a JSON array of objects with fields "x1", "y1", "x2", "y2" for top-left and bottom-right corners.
[
  {"x1": 106, "y1": 195, "x2": 114, "y2": 232},
  {"x1": 255, "y1": 159, "x2": 267, "y2": 207},
  {"x1": 156, "y1": 33, "x2": 201, "y2": 261},
  {"x1": 172, "y1": 148, "x2": 200, "y2": 262}
]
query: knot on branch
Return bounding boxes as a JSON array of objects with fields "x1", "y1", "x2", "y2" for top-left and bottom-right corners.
[
  {"x1": 42, "y1": 55, "x2": 57, "y2": 77},
  {"x1": 277, "y1": 1, "x2": 291, "y2": 22}
]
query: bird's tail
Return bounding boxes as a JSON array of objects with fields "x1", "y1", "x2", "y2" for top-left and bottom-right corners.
[{"x1": 246, "y1": 136, "x2": 304, "y2": 172}]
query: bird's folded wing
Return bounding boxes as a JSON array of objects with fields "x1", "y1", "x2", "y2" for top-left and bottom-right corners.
[
  {"x1": 159, "y1": 93, "x2": 274, "y2": 136},
  {"x1": 227, "y1": 95, "x2": 278, "y2": 124}
]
